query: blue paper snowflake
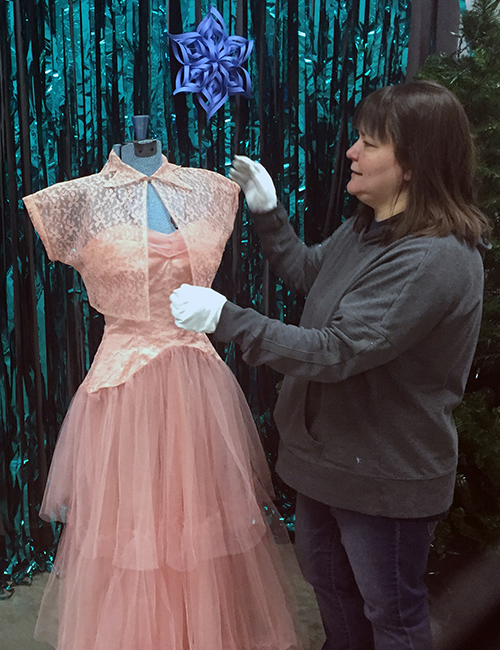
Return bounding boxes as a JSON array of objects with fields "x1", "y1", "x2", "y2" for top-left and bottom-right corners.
[{"x1": 168, "y1": 6, "x2": 254, "y2": 119}]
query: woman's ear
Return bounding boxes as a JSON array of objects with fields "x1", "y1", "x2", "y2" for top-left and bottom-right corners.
[{"x1": 403, "y1": 169, "x2": 412, "y2": 182}]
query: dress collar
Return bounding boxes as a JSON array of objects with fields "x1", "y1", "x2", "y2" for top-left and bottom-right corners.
[{"x1": 100, "y1": 149, "x2": 193, "y2": 191}]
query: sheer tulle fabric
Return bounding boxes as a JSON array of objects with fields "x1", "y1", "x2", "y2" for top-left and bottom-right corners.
[{"x1": 35, "y1": 348, "x2": 301, "y2": 649}]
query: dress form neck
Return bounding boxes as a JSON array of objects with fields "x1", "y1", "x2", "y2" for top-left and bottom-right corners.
[
  {"x1": 112, "y1": 139, "x2": 176, "y2": 234},
  {"x1": 116, "y1": 140, "x2": 163, "y2": 177}
]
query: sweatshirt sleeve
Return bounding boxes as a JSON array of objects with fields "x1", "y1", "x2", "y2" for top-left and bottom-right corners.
[
  {"x1": 251, "y1": 204, "x2": 330, "y2": 296},
  {"x1": 214, "y1": 236, "x2": 482, "y2": 383}
]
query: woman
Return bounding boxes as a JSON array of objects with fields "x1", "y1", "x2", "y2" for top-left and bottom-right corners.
[{"x1": 170, "y1": 81, "x2": 490, "y2": 650}]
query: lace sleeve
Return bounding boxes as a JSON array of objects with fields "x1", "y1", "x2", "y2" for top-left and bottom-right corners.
[{"x1": 23, "y1": 176, "x2": 98, "y2": 269}]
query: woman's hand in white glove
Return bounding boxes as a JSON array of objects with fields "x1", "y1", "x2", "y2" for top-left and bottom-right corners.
[
  {"x1": 229, "y1": 155, "x2": 278, "y2": 213},
  {"x1": 169, "y1": 284, "x2": 227, "y2": 333}
]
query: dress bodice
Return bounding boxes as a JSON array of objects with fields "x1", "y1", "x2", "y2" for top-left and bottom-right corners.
[
  {"x1": 23, "y1": 151, "x2": 239, "y2": 321},
  {"x1": 23, "y1": 153, "x2": 239, "y2": 393},
  {"x1": 82, "y1": 229, "x2": 217, "y2": 393}
]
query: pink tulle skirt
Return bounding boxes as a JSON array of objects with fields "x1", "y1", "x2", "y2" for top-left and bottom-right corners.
[{"x1": 36, "y1": 346, "x2": 302, "y2": 650}]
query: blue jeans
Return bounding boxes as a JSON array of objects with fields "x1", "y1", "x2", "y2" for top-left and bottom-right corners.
[{"x1": 295, "y1": 493, "x2": 436, "y2": 650}]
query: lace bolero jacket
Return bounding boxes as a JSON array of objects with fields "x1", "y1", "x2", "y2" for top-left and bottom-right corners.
[{"x1": 23, "y1": 151, "x2": 239, "y2": 321}]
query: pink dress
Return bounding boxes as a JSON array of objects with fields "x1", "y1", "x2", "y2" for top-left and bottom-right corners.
[{"x1": 24, "y1": 157, "x2": 302, "y2": 650}]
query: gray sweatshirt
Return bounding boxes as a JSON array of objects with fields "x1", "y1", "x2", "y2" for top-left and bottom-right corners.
[{"x1": 215, "y1": 205, "x2": 485, "y2": 518}]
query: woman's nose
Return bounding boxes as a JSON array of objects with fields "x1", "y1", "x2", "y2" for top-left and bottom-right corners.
[{"x1": 346, "y1": 141, "x2": 359, "y2": 160}]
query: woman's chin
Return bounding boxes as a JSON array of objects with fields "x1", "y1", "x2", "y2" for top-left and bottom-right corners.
[{"x1": 346, "y1": 181, "x2": 360, "y2": 198}]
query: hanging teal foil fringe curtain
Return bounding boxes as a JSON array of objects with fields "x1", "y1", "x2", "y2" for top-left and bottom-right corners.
[{"x1": 0, "y1": 0, "x2": 410, "y2": 581}]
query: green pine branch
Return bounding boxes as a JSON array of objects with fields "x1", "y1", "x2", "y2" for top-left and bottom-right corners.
[{"x1": 417, "y1": 0, "x2": 500, "y2": 561}]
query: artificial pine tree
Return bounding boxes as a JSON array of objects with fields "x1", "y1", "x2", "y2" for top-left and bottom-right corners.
[{"x1": 417, "y1": 0, "x2": 500, "y2": 570}]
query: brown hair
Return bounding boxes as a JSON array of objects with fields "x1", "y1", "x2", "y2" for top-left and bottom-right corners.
[{"x1": 351, "y1": 80, "x2": 491, "y2": 246}]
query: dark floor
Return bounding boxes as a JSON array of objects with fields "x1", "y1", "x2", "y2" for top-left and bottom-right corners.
[{"x1": 428, "y1": 545, "x2": 500, "y2": 650}]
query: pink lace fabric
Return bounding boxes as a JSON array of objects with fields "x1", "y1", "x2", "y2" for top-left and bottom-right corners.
[
  {"x1": 23, "y1": 151, "x2": 239, "y2": 321},
  {"x1": 24, "y1": 153, "x2": 239, "y2": 391},
  {"x1": 82, "y1": 229, "x2": 219, "y2": 392}
]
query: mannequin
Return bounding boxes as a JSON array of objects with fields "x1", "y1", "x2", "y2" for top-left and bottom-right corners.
[
  {"x1": 23, "y1": 136, "x2": 303, "y2": 650},
  {"x1": 113, "y1": 115, "x2": 176, "y2": 234}
]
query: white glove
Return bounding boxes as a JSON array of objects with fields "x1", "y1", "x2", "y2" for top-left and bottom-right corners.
[
  {"x1": 229, "y1": 155, "x2": 278, "y2": 213},
  {"x1": 170, "y1": 284, "x2": 227, "y2": 333}
]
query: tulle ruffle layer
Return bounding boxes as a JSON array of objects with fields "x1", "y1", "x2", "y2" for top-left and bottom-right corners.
[{"x1": 35, "y1": 346, "x2": 301, "y2": 649}]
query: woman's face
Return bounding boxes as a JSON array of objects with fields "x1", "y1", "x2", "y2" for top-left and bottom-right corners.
[{"x1": 346, "y1": 130, "x2": 410, "y2": 221}]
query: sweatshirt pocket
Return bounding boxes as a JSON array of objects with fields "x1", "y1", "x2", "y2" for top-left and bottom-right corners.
[{"x1": 274, "y1": 379, "x2": 324, "y2": 462}]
